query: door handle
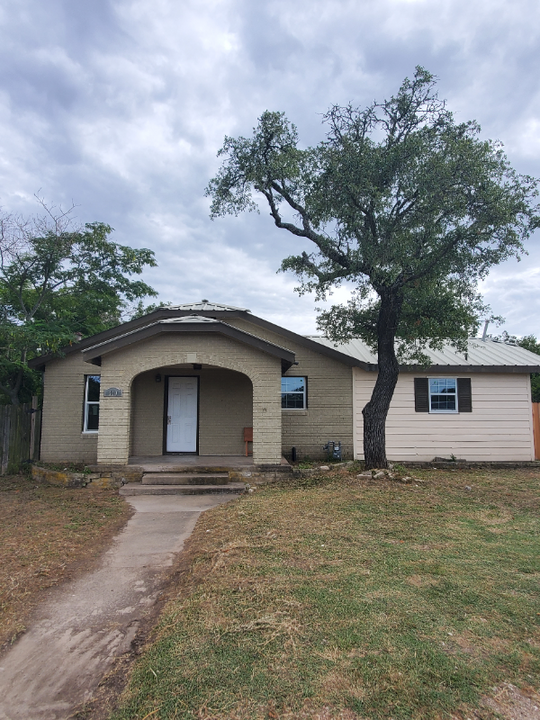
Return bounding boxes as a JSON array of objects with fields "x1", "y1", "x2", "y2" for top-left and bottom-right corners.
[{"x1": 167, "y1": 415, "x2": 171, "y2": 425}]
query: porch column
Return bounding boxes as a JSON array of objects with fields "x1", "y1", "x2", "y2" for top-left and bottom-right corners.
[
  {"x1": 96, "y1": 366, "x2": 131, "y2": 465},
  {"x1": 252, "y1": 365, "x2": 282, "y2": 465}
]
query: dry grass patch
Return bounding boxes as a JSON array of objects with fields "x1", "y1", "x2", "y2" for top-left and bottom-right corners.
[
  {"x1": 0, "y1": 470, "x2": 131, "y2": 650},
  {"x1": 111, "y1": 467, "x2": 540, "y2": 720}
]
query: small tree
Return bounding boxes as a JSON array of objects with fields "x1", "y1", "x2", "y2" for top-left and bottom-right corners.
[
  {"x1": 0, "y1": 201, "x2": 157, "y2": 404},
  {"x1": 206, "y1": 68, "x2": 540, "y2": 468},
  {"x1": 515, "y1": 335, "x2": 540, "y2": 402}
]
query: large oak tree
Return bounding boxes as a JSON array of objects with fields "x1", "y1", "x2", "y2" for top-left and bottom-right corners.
[{"x1": 206, "y1": 68, "x2": 539, "y2": 468}]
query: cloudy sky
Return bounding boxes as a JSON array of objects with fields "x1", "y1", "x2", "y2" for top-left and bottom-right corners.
[{"x1": 1, "y1": 0, "x2": 539, "y2": 336}]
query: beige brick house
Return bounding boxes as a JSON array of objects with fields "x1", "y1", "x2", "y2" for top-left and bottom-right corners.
[{"x1": 31, "y1": 302, "x2": 540, "y2": 466}]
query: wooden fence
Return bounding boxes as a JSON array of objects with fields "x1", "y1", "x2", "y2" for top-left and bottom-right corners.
[
  {"x1": 533, "y1": 403, "x2": 540, "y2": 461},
  {"x1": 0, "y1": 398, "x2": 41, "y2": 474}
]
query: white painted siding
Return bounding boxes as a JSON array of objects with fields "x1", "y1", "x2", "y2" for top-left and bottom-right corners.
[{"x1": 353, "y1": 369, "x2": 535, "y2": 462}]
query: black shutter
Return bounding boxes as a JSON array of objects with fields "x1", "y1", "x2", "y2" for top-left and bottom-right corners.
[
  {"x1": 414, "y1": 378, "x2": 429, "y2": 412},
  {"x1": 457, "y1": 378, "x2": 472, "y2": 412}
]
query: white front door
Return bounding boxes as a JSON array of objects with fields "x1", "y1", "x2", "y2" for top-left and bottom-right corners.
[{"x1": 166, "y1": 377, "x2": 198, "y2": 452}]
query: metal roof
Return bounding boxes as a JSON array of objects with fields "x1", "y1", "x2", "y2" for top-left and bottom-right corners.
[
  {"x1": 168, "y1": 301, "x2": 250, "y2": 313},
  {"x1": 306, "y1": 336, "x2": 540, "y2": 369},
  {"x1": 160, "y1": 315, "x2": 220, "y2": 325}
]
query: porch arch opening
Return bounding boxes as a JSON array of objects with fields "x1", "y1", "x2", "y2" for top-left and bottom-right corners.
[{"x1": 129, "y1": 364, "x2": 253, "y2": 458}]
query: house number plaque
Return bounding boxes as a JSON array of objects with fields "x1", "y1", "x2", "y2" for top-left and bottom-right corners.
[{"x1": 104, "y1": 387, "x2": 123, "y2": 398}]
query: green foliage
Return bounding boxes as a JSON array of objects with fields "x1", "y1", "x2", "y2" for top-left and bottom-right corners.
[
  {"x1": 519, "y1": 335, "x2": 540, "y2": 402},
  {"x1": 529, "y1": 374, "x2": 540, "y2": 403},
  {"x1": 207, "y1": 68, "x2": 538, "y2": 354},
  {"x1": 518, "y1": 334, "x2": 540, "y2": 356},
  {"x1": 128, "y1": 300, "x2": 174, "y2": 320},
  {"x1": 0, "y1": 203, "x2": 157, "y2": 404},
  {"x1": 207, "y1": 68, "x2": 540, "y2": 466},
  {"x1": 318, "y1": 276, "x2": 487, "y2": 364}
]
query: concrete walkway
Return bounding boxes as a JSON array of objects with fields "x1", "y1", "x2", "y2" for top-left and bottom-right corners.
[{"x1": 0, "y1": 494, "x2": 234, "y2": 720}]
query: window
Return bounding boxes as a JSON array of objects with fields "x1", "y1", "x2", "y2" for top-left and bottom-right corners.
[
  {"x1": 281, "y1": 376, "x2": 307, "y2": 409},
  {"x1": 84, "y1": 375, "x2": 101, "y2": 432},
  {"x1": 414, "y1": 377, "x2": 472, "y2": 413},
  {"x1": 429, "y1": 378, "x2": 457, "y2": 412}
]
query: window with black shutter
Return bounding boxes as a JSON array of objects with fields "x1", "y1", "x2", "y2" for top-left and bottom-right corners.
[{"x1": 414, "y1": 377, "x2": 472, "y2": 413}]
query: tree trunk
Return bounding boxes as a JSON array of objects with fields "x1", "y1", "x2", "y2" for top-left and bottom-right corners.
[{"x1": 362, "y1": 287, "x2": 402, "y2": 469}]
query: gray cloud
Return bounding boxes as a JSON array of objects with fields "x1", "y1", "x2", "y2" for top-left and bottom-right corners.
[{"x1": 0, "y1": 0, "x2": 538, "y2": 336}]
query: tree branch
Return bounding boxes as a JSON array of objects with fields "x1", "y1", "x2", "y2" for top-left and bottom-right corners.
[{"x1": 263, "y1": 185, "x2": 352, "y2": 272}]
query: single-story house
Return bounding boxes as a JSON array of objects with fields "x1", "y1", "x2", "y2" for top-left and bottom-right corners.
[{"x1": 30, "y1": 301, "x2": 540, "y2": 465}]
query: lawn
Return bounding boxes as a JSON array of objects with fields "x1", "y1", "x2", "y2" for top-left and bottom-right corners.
[
  {"x1": 0, "y1": 470, "x2": 132, "y2": 651},
  {"x1": 110, "y1": 466, "x2": 540, "y2": 720}
]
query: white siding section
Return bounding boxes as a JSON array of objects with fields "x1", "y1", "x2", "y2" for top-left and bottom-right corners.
[{"x1": 353, "y1": 369, "x2": 535, "y2": 462}]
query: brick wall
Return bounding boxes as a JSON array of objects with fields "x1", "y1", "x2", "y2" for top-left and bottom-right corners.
[
  {"x1": 229, "y1": 318, "x2": 354, "y2": 460},
  {"x1": 40, "y1": 321, "x2": 355, "y2": 465},
  {"x1": 40, "y1": 353, "x2": 99, "y2": 463},
  {"x1": 97, "y1": 333, "x2": 281, "y2": 465}
]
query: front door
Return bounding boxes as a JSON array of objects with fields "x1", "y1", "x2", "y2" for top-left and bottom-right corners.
[{"x1": 166, "y1": 377, "x2": 198, "y2": 452}]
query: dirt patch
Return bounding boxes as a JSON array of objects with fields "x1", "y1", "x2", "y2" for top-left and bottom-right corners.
[
  {"x1": 0, "y1": 472, "x2": 132, "y2": 652},
  {"x1": 482, "y1": 683, "x2": 540, "y2": 719},
  {"x1": 406, "y1": 573, "x2": 440, "y2": 587}
]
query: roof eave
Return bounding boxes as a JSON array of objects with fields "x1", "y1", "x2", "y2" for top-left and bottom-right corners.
[{"x1": 399, "y1": 364, "x2": 540, "y2": 374}]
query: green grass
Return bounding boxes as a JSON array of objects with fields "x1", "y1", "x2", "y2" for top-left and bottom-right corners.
[{"x1": 111, "y1": 468, "x2": 540, "y2": 719}]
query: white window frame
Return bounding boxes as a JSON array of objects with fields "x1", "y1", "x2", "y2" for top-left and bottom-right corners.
[
  {"x1": 83, "y1": 375, "x2": 101, "y2": 432},
  {"x1": 428, "y1": 377, "x2": 458, "y2": 414},
  {"x1": 281, "y1": 376, "x2": 307, "y2": 409}
]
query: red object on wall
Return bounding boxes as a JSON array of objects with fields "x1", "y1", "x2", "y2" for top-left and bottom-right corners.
[{"x1": 244, "y1": 427, "x2": 253, "y2": 457}]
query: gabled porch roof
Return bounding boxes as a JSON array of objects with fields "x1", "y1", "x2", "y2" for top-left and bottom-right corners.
[{"x1": 81, "y1": 315, "x2": 296, "y2": 372}]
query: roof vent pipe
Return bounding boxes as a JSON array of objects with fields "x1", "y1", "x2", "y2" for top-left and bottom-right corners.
[{"x1": 482, "y1": 320, "x2": 489, "y2": 341}]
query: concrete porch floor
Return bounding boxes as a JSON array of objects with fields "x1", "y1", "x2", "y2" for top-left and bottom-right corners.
[{"x1": 128, "y1": 455, "x2": 290, "y2": 472}]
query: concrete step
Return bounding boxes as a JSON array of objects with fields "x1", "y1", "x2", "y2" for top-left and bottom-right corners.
[
  {"x1": 120, "y1": 482, "x2": 247, "y2": 496},
  {"x1": 141, "y1": 473, "x2": 230, "y2": 486}
]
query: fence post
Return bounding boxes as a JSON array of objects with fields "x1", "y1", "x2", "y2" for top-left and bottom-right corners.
[
  {"x1": 29, "y1": 396, "x2": 38, "y2": 461},
  {"x1": 0, "y1": 406, "x2": 9, "y2": 475},
  {"x1": 8, "y1": 404, "x2": 29, "y2": 474}
]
